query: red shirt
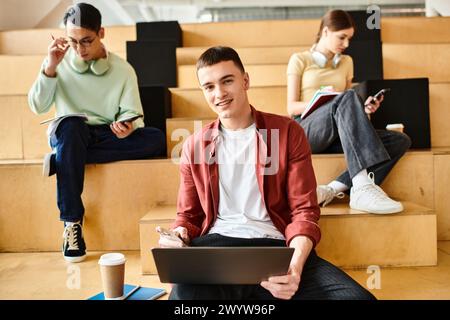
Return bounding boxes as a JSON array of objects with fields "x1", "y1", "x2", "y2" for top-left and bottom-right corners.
[{"x1": 173, "y1": 106, "x2": 321, "y2": 247}]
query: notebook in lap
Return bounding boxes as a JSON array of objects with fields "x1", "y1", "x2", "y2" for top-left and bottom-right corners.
[{"x1": 152, "y1": 247, "x2": 294, "y2": 284}]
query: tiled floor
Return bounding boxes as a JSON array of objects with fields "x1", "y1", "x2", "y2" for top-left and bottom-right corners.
[{"x1": 1, "y1": 241, "x2": 449, "y2": 300}]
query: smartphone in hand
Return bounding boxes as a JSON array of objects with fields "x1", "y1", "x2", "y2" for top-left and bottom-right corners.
[
  {"x1": 117, "y1": 115, "x2": 143, "y2": 126},
  {"x1": 367, "y1": 88, "x2": 391, "y2": 105},
  {"x1": 156, "y1": 226, "x2": 187, "y2": 246}
]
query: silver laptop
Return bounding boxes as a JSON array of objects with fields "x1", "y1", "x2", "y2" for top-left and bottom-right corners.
[{"x1": 152, "y1": 247, "x2": 294, "y2": 284}]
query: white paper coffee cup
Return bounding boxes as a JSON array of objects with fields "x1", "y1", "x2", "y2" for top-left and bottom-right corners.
[
  {"x1": 386, "y1": 123, "x2": 404, "y2": 133},
  {"x1": 98, "y1": 253, "x2": 126, "y2": 300}
]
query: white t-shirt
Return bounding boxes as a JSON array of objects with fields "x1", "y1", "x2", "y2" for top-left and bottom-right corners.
[{"x1": 207, "y1": 122, "x2": 285, "y2": 240}]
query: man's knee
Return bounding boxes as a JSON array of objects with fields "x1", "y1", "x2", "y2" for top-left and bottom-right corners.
[
  {"x1": 342, "y1": 89, "x2": 362, "y2": 107},
  {"x1": 343, "y1": 88, "x2": 357, "y2": 97},
  {"x1": 389, "y1": 130, "x2": 412, "y2": 154},
  {"x1": 335, "y1": 89, "x2": 363, "y2": 112},
  {"x1": 398, "y1": 132, "x2": 412, "y2": 152},
  {"x1": 56, "y1": 117, "x2": 88, "y2": 138},
  {"x1": 152, "y1": 128, "x2": 166, "y2": 147}
]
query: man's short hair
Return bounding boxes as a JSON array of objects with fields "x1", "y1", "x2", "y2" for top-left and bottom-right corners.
[
  {"x1": 196, "y1": 46, "x2": 245, "y2": 73},
  {"x1": 63, "y1": 3, "x2": 102, "y2": 33}
]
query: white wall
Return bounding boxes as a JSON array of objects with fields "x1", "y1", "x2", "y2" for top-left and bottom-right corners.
[
  {"x1": 0, "y1": 0, "x2": 427, "y2": 30},
  {"x1": 0, "y1": 0, "x2": 70, "y2": 30}
]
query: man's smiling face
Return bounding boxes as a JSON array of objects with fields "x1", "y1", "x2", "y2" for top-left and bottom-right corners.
[{"x1": 197, "y1": 60, "x2": 250, "y2": 120}]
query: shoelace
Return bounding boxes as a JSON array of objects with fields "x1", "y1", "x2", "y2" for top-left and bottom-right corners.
[
  {"x1": 335, "y1": 191, "x2": 345, "y2": 199},
  {"x1": 63, "y1": 225, "x2": 80, "y2": 250},
  {"x1": 320, "y1": 186, "x2": 345, "y2": 206},
  {"x1": 357, "y1": 182, "x2": 390, "y2": 203},
  {"x1": 367, "y1": 171, "x2": 389, "y2": 196}
]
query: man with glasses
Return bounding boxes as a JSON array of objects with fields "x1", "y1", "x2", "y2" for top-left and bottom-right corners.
[{"x1": 28, "y1": 3, "x2": 165, "y2": 262}]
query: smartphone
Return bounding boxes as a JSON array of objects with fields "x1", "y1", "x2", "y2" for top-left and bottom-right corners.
[
  {"x1": 367, "y1": 88, "x2": 391, "y2": 105},
  {"x1": 156, "y1": 226, "x2": 187, "y2": 246},
  {"x1": 118, "y1": 115, "x2": 143, "y2": 125}
]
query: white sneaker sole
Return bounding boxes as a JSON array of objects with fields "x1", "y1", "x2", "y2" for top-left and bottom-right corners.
[
  {"x1": 42, "y1": 153, "x2": 52, "y2": 177},
  {"x1": 64, "y1": 254, "x2": 87, "y2": 263},
  {"x1": 350, "y1": 203, "x2": 404, "y2": 214}
]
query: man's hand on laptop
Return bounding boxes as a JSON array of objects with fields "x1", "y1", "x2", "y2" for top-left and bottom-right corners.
[
  {"x1": 157, "y1": 226, "x2": 189, "y2": 247},
  {"x1": 260, "y1": 265, "x2": 301, "y2": 300}
]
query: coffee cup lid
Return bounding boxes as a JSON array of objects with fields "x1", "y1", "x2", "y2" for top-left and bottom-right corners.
[
  {"x1": 386, "y1": 123, "x2": 404, "y2": 129},
  {"x1": 98, "y1": 253, "x2": 126, "y2": 266}
]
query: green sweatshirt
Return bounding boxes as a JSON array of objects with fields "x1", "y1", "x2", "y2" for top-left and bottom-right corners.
[{"x1": 28, "y1": 48, "x2": 144, "y2": 129}]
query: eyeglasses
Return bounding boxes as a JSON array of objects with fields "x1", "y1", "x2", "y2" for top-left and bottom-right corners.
[{"x1": 66, "y1": 35, "x2": 98, "y2": 48}]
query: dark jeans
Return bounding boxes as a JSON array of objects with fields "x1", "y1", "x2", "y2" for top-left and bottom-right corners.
[
  {"x1": 296, "y1": 89, "x2": 411, "y2": 187},
  {"x1": 50, "y1": 117, "x2": 166, "y2": 222},
  {"x1": 169, "y1": 234, "x2": 376, "y2": 300}
]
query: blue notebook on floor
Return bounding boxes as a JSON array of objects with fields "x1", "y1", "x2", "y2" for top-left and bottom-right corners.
[{"x1": 88, "y1": 284, "x2": 166, "y2": 300}]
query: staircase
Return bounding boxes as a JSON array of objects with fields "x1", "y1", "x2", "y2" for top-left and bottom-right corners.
[{"x1": 1, "y1": 16, "x2": 449, "y2": 281}]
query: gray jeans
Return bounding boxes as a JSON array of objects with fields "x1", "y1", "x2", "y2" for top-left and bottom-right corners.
[{"x1": 295, "y1": 89, "x2": 411, "y2": 188}]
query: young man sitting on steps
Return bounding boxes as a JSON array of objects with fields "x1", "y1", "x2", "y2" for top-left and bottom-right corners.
[
  {"x1": 158, "y1": 46, "x2": 375, "y2": 300},
  {"x1": 28, "y1": 3, "x2": 165, "y2": 262}
]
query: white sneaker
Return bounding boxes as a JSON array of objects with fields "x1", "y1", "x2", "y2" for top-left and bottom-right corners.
[
  {"x1": 350, "y1": 173, "x2": 403, "y2": 214},
  {"x1": 317, "y1": 185, "x2": 345, "y2": 207}
]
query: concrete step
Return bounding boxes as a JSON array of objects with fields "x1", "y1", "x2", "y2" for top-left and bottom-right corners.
[{"x1": 139, "y1": 202, "x2": 437, "y2": 274}]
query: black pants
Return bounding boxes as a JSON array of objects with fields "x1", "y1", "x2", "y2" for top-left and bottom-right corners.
[
  {"x1": 169, "y1": 234, "x2": 376, "y2": 300},
  {"x1": 50, "y1": 117, "x2": 165, "y2": 222}
]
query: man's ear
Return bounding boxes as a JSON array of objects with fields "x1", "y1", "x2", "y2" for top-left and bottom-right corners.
[
  {"x1": 243, "y1": 72, "x2": 250, "y2": 90},
  {"x1": 99, "y1": 27, "x2": 105, "y2": 39}
]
